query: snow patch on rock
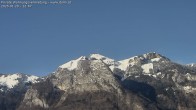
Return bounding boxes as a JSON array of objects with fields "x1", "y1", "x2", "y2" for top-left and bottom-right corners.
[
  {"x1": 0, "y1": 74, "x2": 20, "y2": 89},
  {"x1": 117, "y1": 57, "x2": 137, "y2": 71},
  {"x1": 151, "y1": 58, "x2": 161, "y2": 62},
  {"x1": 0, "y1": 73, "x2": 40, "y2": 90},
  {"x1": 141, "y1": 63, "x2": 153, "y2": 73},
  {"x1": 26, "y1": 75, "x2": 39, "y2": 83},
  {"x1": 118, "y1": 59, "x2": 131, "y2": 71}
]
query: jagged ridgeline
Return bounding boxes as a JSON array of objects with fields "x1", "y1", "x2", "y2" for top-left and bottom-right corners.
[{"x1": 0, "y1": 52, "x2": 196, "y2": 110}]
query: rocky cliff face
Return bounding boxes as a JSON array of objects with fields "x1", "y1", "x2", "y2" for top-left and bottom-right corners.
[{"x1": 1, "y1": 53, "x2": 196, "y2": 110}]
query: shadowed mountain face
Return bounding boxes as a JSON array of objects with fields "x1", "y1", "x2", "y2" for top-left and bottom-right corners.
[{"x1": 1, "y1": 53, "x2": 196, "y2": 110}]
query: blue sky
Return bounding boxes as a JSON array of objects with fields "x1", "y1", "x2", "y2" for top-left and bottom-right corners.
[{"x1": 0, "y1": 0, "x2": 196, "y2": 76}]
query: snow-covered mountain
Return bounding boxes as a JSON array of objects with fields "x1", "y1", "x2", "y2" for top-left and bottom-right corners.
[
  {"x1": 58, "y1": 52, "x2": 171, "y2": 80},
  {"x1": 0, "y1": 73, "x2": 42, "y2": 110},
  {"x1": 1, "y1": 52, "x2": 196, "y2": 110},
  {"x1": 0, "y1": 73, "x2": 41, "y2": 92}
]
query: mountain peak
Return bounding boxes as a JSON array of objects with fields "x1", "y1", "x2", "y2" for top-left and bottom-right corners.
[
  {"x1": 59, "y1": 56, "x2": 88, "y2": 70},
  {"x1": 59, "y1": 53, "x2": 116, "y2": 71},
  {"x1": 58, "y1": 53, "x2": 171, "y2": 71},
  {"x1": 142, "y1": 52, "x2": 170, "y2": 62},
  {"x1": 116, "y1": 52, "x2": 170, "y2": 72},
  {"x1": 143, "y1": 52, "x2": 162, "y2": 58},
  {"x1": 89, "y1": 53, "x2": 106, "y2": 59},
  {"x1": 89, "y1": 53, "x2": 114, "y2": 61}
]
